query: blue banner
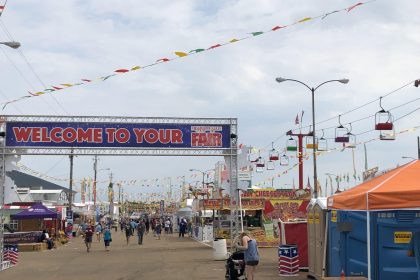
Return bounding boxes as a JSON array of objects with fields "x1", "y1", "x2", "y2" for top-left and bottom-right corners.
[{"x1": 6, "y1": 122, "x2": 231, "y2": 149}]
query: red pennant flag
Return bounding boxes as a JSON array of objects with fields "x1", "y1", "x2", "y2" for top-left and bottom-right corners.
[
  {"x1": 156, "y1": 58, "x2": 170, "y2": 62},
  {"x1": 272, "y1": 25, "x2": 285, "y2": 31},
  {"x1": 347, "y1": 2, "x2": 363, "y2": 12},
  {"x1": 115, "y1": 69, "x2": 129, "y2": 73},
  {"x1": 81, "y1": 79, "x2": 92, "y2": 82},
  {"x1": 263, "y1": 200, "x2": 275, "y2": 214},
  {"x1": 52, "y1": 86, "x2": 63, "y2": 90},
  {"x1": 208, "y1": 44, "x2": 221, "y2": 50}
]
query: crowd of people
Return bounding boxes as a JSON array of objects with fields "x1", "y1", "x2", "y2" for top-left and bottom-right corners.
[{"x1": 76, "y1": 215, "x2": 193, "y2": 253}]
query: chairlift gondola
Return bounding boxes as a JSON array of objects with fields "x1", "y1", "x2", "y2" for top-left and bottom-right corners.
[
  {"x1": 375, "y1": 97, "x2": 394, "y2": 130},
  {"x1": 267, "y1": 160, "x2": 275, "y2": 170},
  {"x1": 286, "y1": 137, "x2": 297, "y2": 152},
  {"x1": 344, "y1": 123, "x2": 357, "y2": 148},
  {"x1": 280, "y1": 152, "x2": 289, "y2": 166},
  {"x1": 317, "y1": 130, "x2": 328, "y2": 151},
  {"x1": 335, "y1": 115, "x2": 349, "y2": 143},
  {"x1": 306, "y1": 126, "x2": 318, "y2": 149},
  {"x1": 255, "y1": 152, "x2": 265, "y2": 173},
  {"x1": 269, "y1": 142, "x2": 279, "y2": 161},
  {"x1": 380, "y1": 130, "x2": 396, "y2": 141}
]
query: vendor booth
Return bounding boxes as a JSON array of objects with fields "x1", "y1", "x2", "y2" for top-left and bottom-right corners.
[
  {"x1": 10, "y1": 202, "x2": 60, "y2": 232},
  {"x1": 327, "y1": 160, "x2": 420, "y2": 280},
  {"x1": 198, "y1": 189, "x2": 310, "y2": 247}
]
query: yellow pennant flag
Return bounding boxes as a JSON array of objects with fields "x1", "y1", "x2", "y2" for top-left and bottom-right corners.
[
  {"x1": 230, "y1": 38, "x2": 239, "y2": 43},
  {"x1": 174, "y1": 51, "x2": 188, "y2": 57},
  {"x1": 131, "y1": 66, "x2": 141, "y2": 71},
  {"x1": 61, "y1": 84, "x2": 73, "y2": 87},
  {"x1": 298, "y1": 17, "x2": 312, "y2": 23}
]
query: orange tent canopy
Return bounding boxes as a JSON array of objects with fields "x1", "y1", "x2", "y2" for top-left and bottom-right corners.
[{"x1": 327, "y1": 160, "x2": 420, "y2": 210}]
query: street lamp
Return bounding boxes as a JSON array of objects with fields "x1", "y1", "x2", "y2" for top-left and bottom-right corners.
[
  {"x1": 0, "y1": 41, "x2": 21, "y2": 49},
  {"x1": 276, "y1": 77, "x2": 349, "y2": 198},
  {"x1": 402, "y1": 156, "x2": 416, "y2": 160}
]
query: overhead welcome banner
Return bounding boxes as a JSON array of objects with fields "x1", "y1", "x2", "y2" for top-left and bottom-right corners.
[{"x1": 6, "y1": 122, "x2": 231, "y2": 149}]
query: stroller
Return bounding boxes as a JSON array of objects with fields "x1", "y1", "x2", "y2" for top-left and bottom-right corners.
[{"x1": 225, "y1": 251, "x2": 246, "y2": 280}]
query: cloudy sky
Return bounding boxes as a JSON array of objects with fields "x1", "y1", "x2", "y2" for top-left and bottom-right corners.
[{"x1": 0, "y1": 0, "x2": 419, "y2": 201}]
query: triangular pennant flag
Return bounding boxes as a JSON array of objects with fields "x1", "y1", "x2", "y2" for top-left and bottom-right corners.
[
  {"x1": 156, "y1": 58, "x2": 170, "y2": 62},
  {"x1": 115, "y1": 69, "x2": 129, "y2": 73},
  {"x1": 61, "y1": 84, "x2": 73, "y2": 87},
  {"x1": 347, "y1": 2, "x2": 363, "y2": 12},
  {"x1": 189, "y1": 48, "x2": 205, "y2": 53},
  {"x1": 131, "y1": 66, "x2": 141, "y2": 71},
  {"x1": 229, "y1": 38, "x2": 239, "y2": 43},
  {"x1": 322, "y1": 10, "x2": 339, "y2": 19},
  {"x1": 174, "y1": 51, "x2": 188, "y2": 57},
  {"x1": 250, "y1": 31, "x2": 264, "y2": 36},
  {"x1": 272, "y1": 25, "x2": 285, "y2": 31},
  {"x1": 298, "y1": 17, "x2": 312, "y2": 23},
  {"x1": 52, "y1": 86, "x2": 63, "y2": 90},
  {"x1": 208, "y1": 44, "x2": 221, "y2": 49}
]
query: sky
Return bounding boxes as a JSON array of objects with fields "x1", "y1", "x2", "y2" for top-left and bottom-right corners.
[{"x1": 0, "y1": 0, "x2": 419, "y2": 202}]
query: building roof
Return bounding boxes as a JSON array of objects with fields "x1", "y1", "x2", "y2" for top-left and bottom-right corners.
[{"x1": 6, "y1": 170, "x2": 77, "y2": 194}]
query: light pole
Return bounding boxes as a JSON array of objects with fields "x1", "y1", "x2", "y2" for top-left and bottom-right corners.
[
  {"x1": 1, "y1": 42, "x2": 20, "y2": 271},
  {"x1": 189, "y1": 169, "x2": 213, "y2": 189},
  {"x1": 276, "y1": 77, "x2": 349, "y2": 198}
]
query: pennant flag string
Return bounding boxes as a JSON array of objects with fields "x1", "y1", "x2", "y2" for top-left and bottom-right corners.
[{"x1": 0, "y1": 1, "x2": 373, "y2": 109}]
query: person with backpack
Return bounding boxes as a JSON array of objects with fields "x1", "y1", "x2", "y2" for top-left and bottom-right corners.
[
  {"x1": 137, "y1": 219, "x2": 146, "y2": 245},
  {"x1": 103, "y1": 226, "x2": 112, "y2": 251}
]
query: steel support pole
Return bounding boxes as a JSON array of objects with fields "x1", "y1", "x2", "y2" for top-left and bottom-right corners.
[
  {"x1": 93, "y1": 155, "x2": 98, "y2": 206},
  {"x1": 297, "y1": 135, "x2": 304, "y2": 190},
  {"x1": 417, "y1": 136, "x2": 420, "y2": 160},
  {"x1": 312, "y1": 88, "x2": 318, "y2": 198},
  {"x1": 69, "y1": 148, "x2": 74, "y2": 211},
  {"x1": 0, "y1": 131, "x2": 5, "y2": 270}
]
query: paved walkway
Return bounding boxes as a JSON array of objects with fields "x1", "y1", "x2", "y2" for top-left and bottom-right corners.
[{"x1": 2, "y1": 230, "x2": 309, "y2": 279}]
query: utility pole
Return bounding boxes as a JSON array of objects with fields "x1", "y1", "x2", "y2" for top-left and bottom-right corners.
[
  {"x1": 109, "y1": 172, "x2": 114, "y2": 219},
  {"x1": 69, "y1": 148, "x2": 74, "y2": 211},
  {"x1": 93, "y1": 155, "x2": 98, "y2": 206}
]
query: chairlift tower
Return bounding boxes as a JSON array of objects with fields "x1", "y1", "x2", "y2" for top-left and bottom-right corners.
[{"x1": 286, "y1": 129, "x2": 313, "y2": 190}]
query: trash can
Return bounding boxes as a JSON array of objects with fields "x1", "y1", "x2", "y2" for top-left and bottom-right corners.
[
  {"x1": 213, "y1": 238, "x2": 228, "y2": 260},
  {"x1": 278, "y1": 244, "x2": 299, "y2": 276}
]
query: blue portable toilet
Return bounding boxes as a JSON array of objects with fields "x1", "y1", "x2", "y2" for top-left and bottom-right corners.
[
  {"x1": 326, "y1": 160, "x2": 420, "y2": 280},
  {"x1": 327, "y1": 210, "x2": 420, "y2": 279}
]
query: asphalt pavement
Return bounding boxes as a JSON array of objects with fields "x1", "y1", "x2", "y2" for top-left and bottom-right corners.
[{"x1": 1, "y1": 229, "x2": 309, "y2": 280}]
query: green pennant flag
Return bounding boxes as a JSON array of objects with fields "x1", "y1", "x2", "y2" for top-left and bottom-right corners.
[
  {"x1": 251, "y1": 31, "x2": 264, "y2": 36},
  {"x1": 189, "y1": 48, "x2": 205, "y2": 53}
]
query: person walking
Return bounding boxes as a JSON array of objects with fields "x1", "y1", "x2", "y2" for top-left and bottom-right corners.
[
  {"x1": 234, "y1": 232, "x2": 260, "y2": 280},
  {"x1": 125, "y1": 223, "x2": 132, "y2": 245},
  {"x1": 95, "y1": 222, "x2": 102, "y2": 242},
  {"x1": 145, "y1": 219, "x2": 150, "y2": 234},
  {"x1": 137, "y1": 220, "x2": 146, "y2": 245},
  {"x1": 103, "y1": 226, "x2": 112, "y2": 251},
  {"x1": 155, "y1": 221, "x2": 162, "y2": 240},
  {"x1": 84, "y1": 224, "x2": 94, "y2": 252},
  {"x1": 179, "y1": 218, "x2": 187, "y2": 238},
  {"x1": 164, "y1": 219, "x2": 170, "y2": 234}
]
